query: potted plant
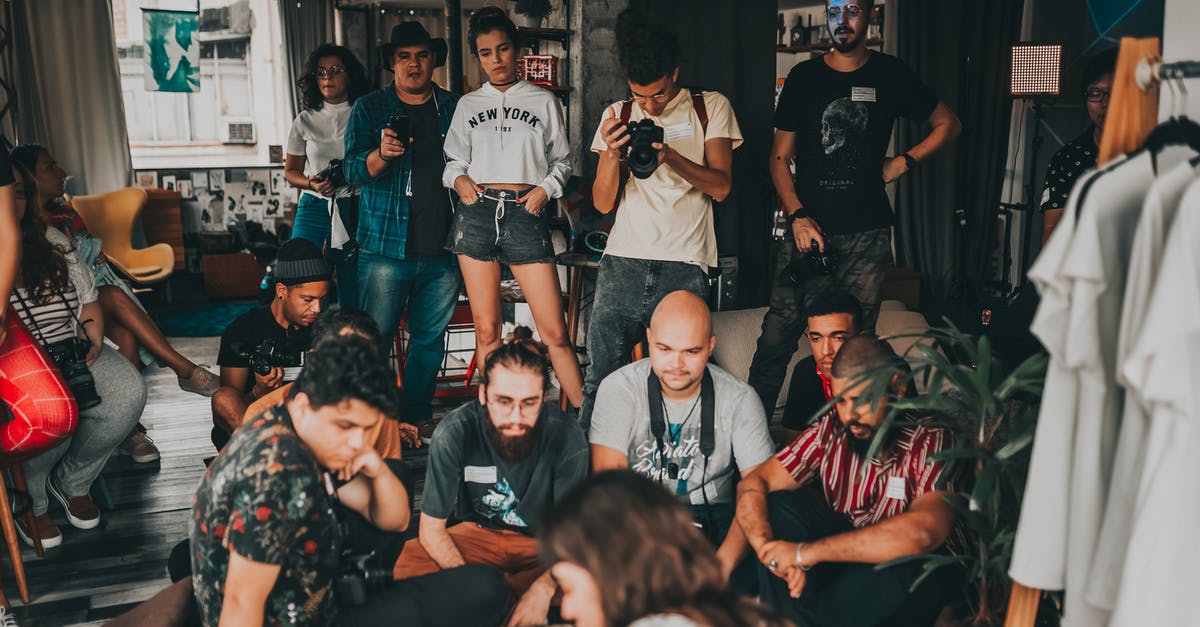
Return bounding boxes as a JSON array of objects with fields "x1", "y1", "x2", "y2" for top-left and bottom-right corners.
[
  {"x1": 513, "y1": 0, "x2": 553, "y2": 28},
  {"x1": 833, "y1": 322, "x2": 1052, "y2": 625}
]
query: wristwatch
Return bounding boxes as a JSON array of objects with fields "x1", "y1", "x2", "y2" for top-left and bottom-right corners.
[
  {"x1": 901, "y1": 152, "x2": 917, "y2": 170},
  {"x1": 786, "y1": 207, "x2": 809, "y2": 224}
]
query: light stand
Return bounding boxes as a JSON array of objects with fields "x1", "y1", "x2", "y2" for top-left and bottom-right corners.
[{"x1": 1009, "y1": 43, "x2": 1061, "y2": 287}]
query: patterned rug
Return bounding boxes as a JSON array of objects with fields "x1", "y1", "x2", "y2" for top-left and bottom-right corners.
[{"x1": 152, "y1": 301, "x2": 258, "y2": 337}]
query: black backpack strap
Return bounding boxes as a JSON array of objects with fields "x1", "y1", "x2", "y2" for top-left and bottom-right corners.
[{"x1": 646, "y1": 368, "x2": 716, "y2": 458}]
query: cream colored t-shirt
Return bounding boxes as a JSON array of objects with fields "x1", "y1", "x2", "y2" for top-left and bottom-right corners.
[{"x1": 589, "y1": 89, "x2": 742, "y2": 268}]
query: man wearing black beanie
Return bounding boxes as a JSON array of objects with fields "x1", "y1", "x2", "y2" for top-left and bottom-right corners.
[{"x1": 210, "y1": 239, "x2": 332, "y2": 450}]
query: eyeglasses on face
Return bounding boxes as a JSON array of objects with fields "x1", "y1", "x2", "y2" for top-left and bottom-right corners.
[
  {"x1": 631, "y1": 93, "x2": 670, "y2": 105},
  {"x1": 826, "y1": 5, "x2": 865, "y2": 19},
  {"x1": 315, "y1": 66, "x2": 346, "y2": 79},
  {"x1": 1085, "y1": 88, "x2": 1111, "y2": 103}
]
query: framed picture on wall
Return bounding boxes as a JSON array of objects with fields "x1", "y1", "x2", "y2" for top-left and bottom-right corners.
[
  {"x1": 177, "y1": 181, "x2": 193, "y2": 199},
  {"x1": 142, "y1": 9, "x2": 201, "y2": 93},
  {"x1": 136, "y1": 171, "x2": 157, "y2": 189},
  {"x1": 209, "y1": 170, "x2": 224, "y2": 190},
  {"x1": 270, "y1": 170, "x2": 287, "y2": 195},
  {"x1": 161, "y1": 174, "x2": 177, "y2": 192}
]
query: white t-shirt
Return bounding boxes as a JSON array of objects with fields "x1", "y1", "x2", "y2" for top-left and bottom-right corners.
[
  {"x1": 589, "y1": 89, "x2": 743, "y2": 268},
  {"x1": 589, "y1": 360, "x2": 773, "y2": 505},
  {"x1": 1086, "y1": 159, "x2": 1200, "y2": 608},
  {"x1": 1108, "y1": 180, "x2": 1200, "y2": 627},
  {"x1": 286, "y1": 100, "x2": 356, "y2": 199}
]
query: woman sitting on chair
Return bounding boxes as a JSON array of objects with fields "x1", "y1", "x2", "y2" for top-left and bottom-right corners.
[
  {"x1": 0, "y1": 146, "x2": 78, "y2": 460},
  {"x1": 12, "y1": 145, "x2": 219, "y2": 463},
  {"x1": 8, "y1": 160, "x2": 146, "y2": 549}
]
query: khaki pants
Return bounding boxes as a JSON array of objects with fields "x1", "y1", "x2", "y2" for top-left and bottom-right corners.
[{"x1": 392, "y1": 522, "x2": 542, "y2": 595}]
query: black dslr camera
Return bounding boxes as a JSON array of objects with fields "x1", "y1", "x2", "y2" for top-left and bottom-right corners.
[
  {"x1": 45, "y1": 337, "x2": 101, "y2": 410},
  {"x1": 623, "y1": 119, "x2": 664, "y2": 179},
  {"x1": 233, "y1": 337, "x2": 306, "y2": 376},
  {"x1": 334, "y1": 550, "x2": 393, "y2": 606},
  {"x1": 315, "y1": 159, "x2": 347, "y2": 190},
  {"x1": 783, "y1": 239, "x2": 840, "y2": 286}
]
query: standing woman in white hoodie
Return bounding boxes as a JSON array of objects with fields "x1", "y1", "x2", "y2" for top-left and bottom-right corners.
[{"x1": 443, "y1": 6, "x2": 582, "y2": 409}]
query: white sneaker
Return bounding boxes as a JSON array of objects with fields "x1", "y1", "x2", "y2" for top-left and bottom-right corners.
[{"x1": 0, "y1": 605, "x2": 19, "y2": 626}]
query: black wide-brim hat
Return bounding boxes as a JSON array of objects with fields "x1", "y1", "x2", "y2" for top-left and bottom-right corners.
[{"x1": 380, "y1": 22, "x2": 448, "y2": 69}]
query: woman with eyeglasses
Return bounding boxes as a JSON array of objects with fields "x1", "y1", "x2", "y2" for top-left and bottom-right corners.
[
  {"x1": 285, "y1": 44, "x2": 370, "y2": 306},
  {"x1": 443, "y1": 7, "x2": 582, "y2": 410}
]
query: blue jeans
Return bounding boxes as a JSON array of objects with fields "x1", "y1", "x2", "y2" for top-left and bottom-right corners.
[
  {"x1": 579, "y1": 255, "x2": 707, "y2": 430},
  {"x1": 293, "y1": 193, "x2": 359, "y2": 307},
  {"x1": 358, "y1": 252, "x2": 460, "y2": 422}
]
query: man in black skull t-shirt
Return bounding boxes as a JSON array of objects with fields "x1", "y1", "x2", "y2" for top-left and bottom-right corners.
[{"x1": 748, "y1": 0, "x2": 961, "y2": 419}]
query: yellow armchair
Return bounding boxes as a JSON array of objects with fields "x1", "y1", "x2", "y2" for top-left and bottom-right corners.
[{"x1": 71, "y1": 187, "x2": 176, "y2": 286}]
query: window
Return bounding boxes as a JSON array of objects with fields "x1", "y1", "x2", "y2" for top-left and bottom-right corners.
[{"x1": 111, "y1": 0, "x2": 287, "y2": 167}]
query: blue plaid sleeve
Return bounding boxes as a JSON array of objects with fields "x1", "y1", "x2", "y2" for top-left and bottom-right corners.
[{"x1": 344, "y1": 98, "x2": 378, "y2": 187}]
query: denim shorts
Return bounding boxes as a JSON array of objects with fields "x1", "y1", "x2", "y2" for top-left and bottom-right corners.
[{"x1": 446, "y1": 187, "x2": 556, "y2": 265}]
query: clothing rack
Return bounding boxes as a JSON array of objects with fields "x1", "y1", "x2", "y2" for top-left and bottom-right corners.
[
  {"x1": 1003, "y1": 35, "x2": 1165, "y2": 627},
  {"x1": 1135, "y1": 58, "x2": 1200, "y2": 90}
]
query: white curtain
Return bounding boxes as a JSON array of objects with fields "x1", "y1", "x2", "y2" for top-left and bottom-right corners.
[{"x1": 6, "y1": 0, "x2": 133, "y2": 194}]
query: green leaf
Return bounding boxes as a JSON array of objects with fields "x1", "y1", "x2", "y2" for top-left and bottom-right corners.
[
  {"x1": 995, "y1": 352, "x2": 1049, "y2": 400},
  {"x1": 995, "y1": 428, "x2": 1034, "y2": 461}
]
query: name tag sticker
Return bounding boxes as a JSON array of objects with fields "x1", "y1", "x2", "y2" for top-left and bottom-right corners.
[
  {"x1": 885, "y1": 475, "x2": 906, "y2": 500},
  {"x1": 664, "y1": 122, "x2": 693, "y2": 142},
  {"x1": 851, "y1": 86, "x2": 877, "y2": 102},
  {"x1": 464, "y1": 465, "x2": 498, "y2": 484}
]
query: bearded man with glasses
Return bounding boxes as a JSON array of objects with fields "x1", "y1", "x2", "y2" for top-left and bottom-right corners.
[{"x1": 748, "y1": 0, "x2": 961, "y2": 421}]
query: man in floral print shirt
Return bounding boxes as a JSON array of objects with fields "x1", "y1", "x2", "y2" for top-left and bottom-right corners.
[{"x1": 190, "y1": 336, "x2": 507, "y2": 626}]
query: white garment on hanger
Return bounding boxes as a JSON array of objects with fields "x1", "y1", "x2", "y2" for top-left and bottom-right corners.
[
  {"x1": 1009, "y1": 164, "x2": 1110, "y2": 591},
  {"x1": 1086, "y1": 158, "x2": 1200, "y2": 608},
  {"x1": 1108, "y1": 179, "x2": 1200, "y2": 627}
]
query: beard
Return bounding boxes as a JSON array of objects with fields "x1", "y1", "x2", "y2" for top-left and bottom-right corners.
[
  {"x1": 485, "y1": 414, "x2": 544, "y2": 464},
  {"x1": 831, "y1": 26, "x2": 863, "y2": 53},
  {"x1": 840, "y1": 420, "x2": 893, "y2": 459}
]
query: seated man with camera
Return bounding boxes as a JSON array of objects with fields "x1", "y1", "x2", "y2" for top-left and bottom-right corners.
[
  {"x1": 734, "y1": 335, "x2": 961, "y2": 626},
  {"x1": 211, "y1": 238, "x2": 329, "y2": 450},
  {"x1": 392, "y1": 327, "x2": 589, "y2": 626},
  {"x1": 581, "y1": 9, "x2": 743, "y2": 430},
  {"x1": 590, "y1": 291, "x2": 774, "y2": 581},
  {"x1": 747, "y1": 0, "x2": 961, "y2": 420},
  {"x1": 192, "y1": 335, "x2": 508, "y2": 627}
]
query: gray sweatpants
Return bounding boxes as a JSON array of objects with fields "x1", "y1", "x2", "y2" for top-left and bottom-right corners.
[{"x1": 23, "y1": 345, "x2": 146, "y2": 515}]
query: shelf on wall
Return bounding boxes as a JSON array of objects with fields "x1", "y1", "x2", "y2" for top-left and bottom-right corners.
[
  {"x1": 518, "y1": 27, "x2": 572, "y2": 44},
  {"x1": 776, "y1": 38, "x2": 884, "y2": 53}
]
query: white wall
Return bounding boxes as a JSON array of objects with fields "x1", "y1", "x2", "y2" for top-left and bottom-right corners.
[{"x1": 1161, "y1": 0, "x2": 1200, "y2": 121}]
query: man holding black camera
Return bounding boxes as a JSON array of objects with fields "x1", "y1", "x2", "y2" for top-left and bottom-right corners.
[
  {"x1": 344, "y1": 22, "x2": 461, "y2": 431},
  {"x1": 581, "y1": 9, "x2": 743, "y2": 429},
  {"x1": 748, "y1": 0, "x2": 960, "y2": 419},
  {"x1": 192, "y1": 336, "x2": 508, "y2": 626},
  {"x1": 211, "y1": 239, "x2": 329, "y2": 450}
]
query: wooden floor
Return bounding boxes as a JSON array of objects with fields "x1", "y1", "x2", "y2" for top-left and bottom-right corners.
[{"x1": 1, "y1": 337, "x2": 438, "y2": 626}]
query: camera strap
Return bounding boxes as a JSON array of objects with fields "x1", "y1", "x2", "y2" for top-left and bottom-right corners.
[{"x1": 647, "y1": 367, "x2": 715, "y2": 474}]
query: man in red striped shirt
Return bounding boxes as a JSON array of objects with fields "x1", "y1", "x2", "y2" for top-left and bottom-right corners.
[{"x1": 733, "y1": 334, "x2": 960, "y2": 625}]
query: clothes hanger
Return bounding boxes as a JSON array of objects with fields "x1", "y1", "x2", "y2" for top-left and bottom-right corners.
[{"x1": 1143, "y1": 72, "x2": 1200, "y2": 156}]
